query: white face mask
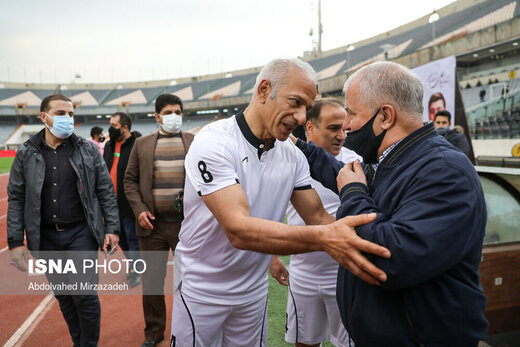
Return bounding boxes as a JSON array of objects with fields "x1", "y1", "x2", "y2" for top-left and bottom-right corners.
[{"x1": 160, "y1": 113, "x2": 182, "y2": 134}]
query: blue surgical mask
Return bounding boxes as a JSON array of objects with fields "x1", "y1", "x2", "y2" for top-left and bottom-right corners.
[{"x1": 45, "y1": 113, "x2": 75, "y2": 139}]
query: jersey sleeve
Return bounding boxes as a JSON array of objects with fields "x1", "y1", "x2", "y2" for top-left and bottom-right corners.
[
  {"x1": 185, "y1": 128, "x2": 238, "y2": 196},
  {"x1": 292, "y1": 142, "x2": 312, "y2": 190}
]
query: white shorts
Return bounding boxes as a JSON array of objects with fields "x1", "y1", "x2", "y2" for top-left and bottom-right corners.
[
  {"x1": 170, "y1": 289, "x2": 268, "y2": 347},
  {"x1": 285, "y1": 275, "x2": 352, "y2": 346}
]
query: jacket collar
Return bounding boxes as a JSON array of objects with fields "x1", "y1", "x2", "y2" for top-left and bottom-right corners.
[
  {"x1": 107, "y1": 134, "x2": 136, "y2": 148},
  {"x1": 382, "y1": 122, "x2": 436, "y2": 166},
  {"x1": 28, "y1": 129, "x2": 81, "y2": 150}
]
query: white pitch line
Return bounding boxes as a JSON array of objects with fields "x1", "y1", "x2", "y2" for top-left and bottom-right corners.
[
  {"x1": 0, "y1": 198, "x2": 7, "y2": 202},
  {"x1": 3, "y1": 294, "x2": 53, "y2": 347},
  {"x1": 13, "y1": 295, "x2": 55, "y2": 347},
  {"x1": 0, "y1": 215, "x2": 6, "y2": 219},
  {"x1": 0, "y1": 246, "x2": 7, "y2": 254}
]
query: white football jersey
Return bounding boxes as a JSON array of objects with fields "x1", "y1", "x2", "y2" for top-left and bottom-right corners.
[
  {"x1": 287, "y1": 147, "x2": 362, "y2": 284},
  {"x1": 177, "y1": 112, "x2": 312, "y2": 305}
]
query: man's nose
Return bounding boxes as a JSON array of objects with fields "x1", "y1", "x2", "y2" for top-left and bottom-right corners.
[
  {"x1": 337, "y1": 128, "x2": 347, "y2": 141},
  {"x1": 342, "y1": 116, "x2": 351, "y2": 132},
  {"x1": 294, "y1": 108, "x2": 307, "y2": 125}
]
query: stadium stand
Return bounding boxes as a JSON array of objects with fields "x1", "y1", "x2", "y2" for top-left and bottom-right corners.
[
  {"x1": 0, "y1": 123, "x2": 19, "y2": 144},
  {"x1": 1, "y1": 0, "x2": 519, "y2": 146}
]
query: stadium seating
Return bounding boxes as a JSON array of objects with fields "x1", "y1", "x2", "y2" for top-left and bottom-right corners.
[
  {"x1": 0, "y1": 123, "x2": 18, "y2": 144},
  {"x1": 1, "y1": 0, "x2": 519, "y2": 145}
]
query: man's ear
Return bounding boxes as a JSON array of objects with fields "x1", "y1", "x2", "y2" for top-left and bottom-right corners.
[
  {"x1": 380, "y1": 105, "x2": 396, "y2": 130},
  {"x1": 257, "y1": 79, "x2": 272, "y2": 104},
  {"x1": 154, "y1": 113, "x2": 162, "y2": 124},
  {"x1": 39, "y1": 112, "x2": 47, "y2": 124},
  {"x1": 305, "y1": 120, "x2": 315, "y2": 134}
]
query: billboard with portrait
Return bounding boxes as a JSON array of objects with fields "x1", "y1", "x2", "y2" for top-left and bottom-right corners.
[{"x1": 411, "y1": 55, "x2": 456, "y2": 124}]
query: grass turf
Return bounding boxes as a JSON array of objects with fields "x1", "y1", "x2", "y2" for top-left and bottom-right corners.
[
  {"x1": 267, "y1": 256, "x2": 335, "y2": 347},
  {"x1": 0, "y1": 157, "x2": 14, "y2": 174}
]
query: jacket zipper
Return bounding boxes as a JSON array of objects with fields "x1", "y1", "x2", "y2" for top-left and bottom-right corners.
[{"x1": 400, "y1": 292, "x2": 424, "y2": 347}]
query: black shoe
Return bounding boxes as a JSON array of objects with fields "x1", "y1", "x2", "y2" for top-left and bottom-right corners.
[
  {"x1": 127, "y1": 271, "x2": 141, "y2": 288},
  {"x1": 141, "y1": 339, "x2": 160, "y2": 347}
]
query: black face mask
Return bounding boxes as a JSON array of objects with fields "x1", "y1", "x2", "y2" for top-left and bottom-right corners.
[
  {"x1": 98, "y1": 135, "x2": 105, "y2": 143},
  {"x1": 108, "y1": 126, "x2": 121, "y2": 142},
  {"x1": 344, "y1": 108, "x2": 386, "y2": 164}
]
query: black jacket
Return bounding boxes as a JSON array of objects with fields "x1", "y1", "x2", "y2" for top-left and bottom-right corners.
[
  {"x1": 103, "y1": 135, "x2": 136, "y2": 219},
  {"x1": 7, "y1": 130, "x2": 120, "y2": 254},
  {"x1": 436, "y1": 127, "x2": 470, "y2": 156}
]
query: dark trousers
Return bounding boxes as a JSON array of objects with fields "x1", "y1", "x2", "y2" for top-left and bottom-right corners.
[
  {"x1": 139, "y1": 221, "x2": 180, "y2": 342},
  {"x1": 119, "y1": 217, "x2": 141, "y2": 271},
  {"x1": 40, "y1": 223, "x2": 100, "y2": 347}
]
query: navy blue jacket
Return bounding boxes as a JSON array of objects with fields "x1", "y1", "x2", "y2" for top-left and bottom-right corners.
[{"x1": 297, "y1": 123, "x2": 488, "y2": 346}]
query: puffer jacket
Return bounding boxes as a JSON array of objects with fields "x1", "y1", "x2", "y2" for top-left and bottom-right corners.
[{"x1": 7, "y1": 130, "x2": 120, "y2": 254}]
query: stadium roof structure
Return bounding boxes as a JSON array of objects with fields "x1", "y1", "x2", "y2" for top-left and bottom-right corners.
[{"x1": 0, "y1": 0, "x2": 519, "y2": 116}]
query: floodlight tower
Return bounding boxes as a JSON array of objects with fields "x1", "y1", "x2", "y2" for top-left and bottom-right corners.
[
  {"x1": 308, "y1": 0, "x2": 323, "y2": 56},
  {"x1": 429, "y1": 9, "x2": 440, "y2": 41},
  {"x1": 318, "y1": 0, "x2": 323, "y2": 54}
]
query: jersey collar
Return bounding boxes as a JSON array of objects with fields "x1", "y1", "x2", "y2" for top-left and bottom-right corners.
[{"x1": 236, "y1": 111, "x2": 275, "y2": 160}]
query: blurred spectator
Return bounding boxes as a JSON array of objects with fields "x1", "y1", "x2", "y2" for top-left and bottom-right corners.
[
  {"x1": 88, "y1": 126, "x2": 105, "y2": 155},
  {"x1": 434, "y1": 110, "x2": 470, "y2": 156},
  {"x1": 103, "y1": 112, "x2": 141, "y2": 288},
  {"x1": 132, "y1": 130, "x2": 142, "y2": 138},
  {"x1": 479, "y1": 89, "x2": 486, "y2": 103}
]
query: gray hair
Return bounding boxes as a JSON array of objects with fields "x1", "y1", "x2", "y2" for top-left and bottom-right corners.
[
  {"x1": 343, "y1": 61, "x2": 423, "y2": 117},
  {"x1": 252, "y1": 58, "x2": 317, "y2": 100}
]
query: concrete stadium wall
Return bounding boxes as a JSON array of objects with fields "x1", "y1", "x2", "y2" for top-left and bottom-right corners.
[{"x1": 473, "y1": 138, "x2": 520, "y2": 157}]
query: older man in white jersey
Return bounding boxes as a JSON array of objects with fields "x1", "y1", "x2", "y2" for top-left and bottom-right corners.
[
  {"x1": 271, "y1": 98, "x2": 359, "y2": 347},
  {"x1": 170, "y1": 58, "x2": 391, "y2": 347}
]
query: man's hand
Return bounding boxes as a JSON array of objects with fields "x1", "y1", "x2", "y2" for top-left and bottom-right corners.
[
  {"x1": 288, "y1": 134, "x2": 297, "y2": 145},
  {"x1": 9, "y1": 246, "x2": 29, "y2": 272},
  {"x1": 337, "y1": 159, "x2": 367, "y2": 192},
  {"x1": 138, "y1": 211, "x2": 155, "y2": 230},
  {"x1": 321, "y1": 213, "x2": 390, "y2": 285},
  {"x1": 103, "y1": 234, "x2": 119, "y2": 253},
  {"x1": 269, "y1": 256, "x2": 289, "y2": 286}
]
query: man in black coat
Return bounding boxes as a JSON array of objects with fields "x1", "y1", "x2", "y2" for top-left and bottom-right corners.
[
  {"x1": 434, "y1": 110, "x2": 470, "y2": 156},
  {"x1": 103, "y1": 112, "x2": 140, "y2": 287}
]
